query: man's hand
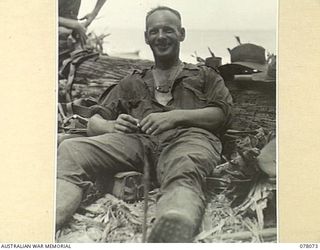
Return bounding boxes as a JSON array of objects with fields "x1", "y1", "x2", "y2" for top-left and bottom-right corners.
[
  {"x1": 72, "y1": 21, "x2": 87, "y2": 46},
  {"x1": 113, "y1": 114, "x2": 140, "y2": 134},
  {"x1": 140, "y1": 111, "x2": 178, "y2": 135},
  {"x1": 59, "y1": 17, "x2": 87, "y2": 46},
  {"x1": 79, "y1": 12, "x2": 97, "y2": 28},
  {"x1": 79, "y1": 0, "x2": 107, "y2": 27}
]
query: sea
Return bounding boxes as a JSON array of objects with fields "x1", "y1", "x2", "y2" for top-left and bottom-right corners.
[{"x1": 101, "y1": 28, "x2": 277, "y2": 64}]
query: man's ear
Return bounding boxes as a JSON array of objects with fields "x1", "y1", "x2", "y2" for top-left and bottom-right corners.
[
  {"x1": 144, "y1": 31, "x2": 149, "y2": 45},
  {"x1": 179, "y1": 27, "x2": 186, "y2": 42}
]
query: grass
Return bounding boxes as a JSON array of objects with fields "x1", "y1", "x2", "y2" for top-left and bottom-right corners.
[{"x1": 56, "y1": 181, "x2": 276, "y2": 243}]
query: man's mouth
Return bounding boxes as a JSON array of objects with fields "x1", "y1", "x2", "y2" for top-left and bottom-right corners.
[
  {"x1": 156, "y1": 43, "x2": 170, "y2": 48},
  {"x1": 156, "y1": 44, "x2": 171, "y2": 51}
]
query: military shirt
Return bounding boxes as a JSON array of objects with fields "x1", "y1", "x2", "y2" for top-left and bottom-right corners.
[{"x1": 91, "y1": 63, "x2": 233, "y2": 135}]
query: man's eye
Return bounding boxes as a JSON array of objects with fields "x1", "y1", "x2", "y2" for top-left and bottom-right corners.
[
  {"x1": 164, "y1": 29, "x2": 174, "y2": 33},
  {"x1": 149, "y1": 30, "x2": 158, "y2": 35}
]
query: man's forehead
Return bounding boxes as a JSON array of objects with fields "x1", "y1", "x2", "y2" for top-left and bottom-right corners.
[{"x1": 146, "y1": 10, "x2": 181, "y2": 28}]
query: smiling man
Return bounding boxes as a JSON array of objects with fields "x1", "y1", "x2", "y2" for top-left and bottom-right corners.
[{"x1": 56, "y1": 6, "x2": 233, "y2": 242}]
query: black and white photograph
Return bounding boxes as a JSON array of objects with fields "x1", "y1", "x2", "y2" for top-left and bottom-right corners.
[{"x1": 56, "y1": 0, "x2": 277, "y2": 243}]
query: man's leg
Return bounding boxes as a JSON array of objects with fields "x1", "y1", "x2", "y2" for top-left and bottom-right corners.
[
  {"x1": 148, "y1": 129, "x2": 222, "y2": 242},
  {"x1": 257, "y1": 138, "x2": 276, "y2": 178},
  {"x1": 56, "y1": 133, "x2": 156, "y2": 231},
  {"x1": 56, "y1": 179, "x2": 83, "y2": 230}
]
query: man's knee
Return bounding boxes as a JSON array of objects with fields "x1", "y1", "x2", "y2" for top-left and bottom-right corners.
[
  {"x1": 57, "y1": 137, "x2": 91, "y2": 180},
  {"x1": 58, "y1": 136, "x2": 84, "y2": 153},
  {"x1": 160, "y1": 149, "x2": 216, "y2": 174},
  {"x1": 57, "y1": 137, "x2": 91, "y2": 167},
  {"x1": 158, "y1": 153, "x2": 210, "y2": 190}
]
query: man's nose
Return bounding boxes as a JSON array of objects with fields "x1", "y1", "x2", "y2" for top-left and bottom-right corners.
[{"x1": 157, "y1": 29, "x2": 165, "y2": 39}]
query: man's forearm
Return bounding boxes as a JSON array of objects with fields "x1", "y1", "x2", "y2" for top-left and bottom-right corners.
[
  {"x1": 173, "y1": 107, "x2": 226, "y2": 133},
  {"x1": 59, "y1": 17, "x2": 78, "y2": 29},
  {"x1": 88, "y1": 107, "x2": 226, "y2": 136},
  {"x1": 87, "y1": 114, "x2": 115, "y2": 136},
  {"x1": 92, "y1": 0, "x2": 107, "y2": 15}
]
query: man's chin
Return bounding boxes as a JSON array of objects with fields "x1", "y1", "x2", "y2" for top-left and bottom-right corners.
[{"x1": 153, "y1": 49, "x2": 174, "y2": 59}]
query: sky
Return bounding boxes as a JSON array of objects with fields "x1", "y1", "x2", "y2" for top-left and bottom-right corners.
[{"x1": 78, "y1": 0, "x2": 278, "y2": 31}]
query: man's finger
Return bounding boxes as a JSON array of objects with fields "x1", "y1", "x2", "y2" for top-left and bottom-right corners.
[
  {"x1": 140, "y1": 115, "x2": 151, "y2": 127},
  {"x1": 114, "y1": 124, "x2": 133, "y2": 134},
  {"x1": 148, "y1": 123, "x2": 161, "y2": 135},
  {"x1": 145, "y1": 123, "x2": 159, "y2": 135},
  {"x1": 117, "y1": 119, "x2": 138, "y2": 131},
  {"x1": 78, "y1": 13, "x2": 89, "y2": 20},
  {"x1": 151, "y1": 127, "x2": 161, "y2": 136},
  {"x1": 141, "y1": 120, "x2": 153, "y2": 133},
  {"x1": 79, "y1": 35, "x2": 87, "y2": 47},
  {"x1": 120, "y1": 114, "x2": 139, "y2": 125},
  {"x1": 77, "y1": 29, "x2": 87, "y2": 45}
]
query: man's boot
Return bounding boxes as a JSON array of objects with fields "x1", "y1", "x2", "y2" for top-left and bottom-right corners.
[
  {"x1": 147, "y1": 186, "x2": 205, "y2": 243},
  {"x1": 56, "y1": 179, "x2": 83, "y2": 231}
]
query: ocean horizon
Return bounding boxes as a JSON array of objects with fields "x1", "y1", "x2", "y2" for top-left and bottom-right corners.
[{"x1": 99, "y1": 27, "x2": 276, "y2": 64}]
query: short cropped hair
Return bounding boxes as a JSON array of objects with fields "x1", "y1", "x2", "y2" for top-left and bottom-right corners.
[{"x1": 146, "y1": 6, "x2": 182, "y2": 26}]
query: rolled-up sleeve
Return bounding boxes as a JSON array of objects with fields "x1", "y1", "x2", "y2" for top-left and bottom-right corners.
[
  {"x1": 202, "y1": 67, "x2": 233, "y2": 127},
  {"x1": 89, "y1": 84, "x2": 120, "y2": 120}
]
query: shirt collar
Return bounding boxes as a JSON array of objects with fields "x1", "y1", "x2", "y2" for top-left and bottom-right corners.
[{"x1": 142, "y1": 62, "x2": 199, "y2": 83}]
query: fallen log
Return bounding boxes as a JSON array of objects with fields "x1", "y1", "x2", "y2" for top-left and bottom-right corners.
[
  {"x1": 214, "y1": 227, "x2": 276, "y2": 241},
  {"x1": 73, "y1": 55, "x2": 153, "y2": 85}
]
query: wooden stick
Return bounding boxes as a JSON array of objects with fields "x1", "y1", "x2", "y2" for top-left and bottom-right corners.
[
  {"x1": 215, "y1": 228, "x2": 276, "y2": 241},
  {"x1": 142, "y1": 163, "x2": 150, "y2": 242}
]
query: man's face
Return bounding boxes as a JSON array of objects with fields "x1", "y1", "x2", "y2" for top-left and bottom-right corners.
[{"x1": 145, "y1": 10, "x2": 185, "y2": 60}]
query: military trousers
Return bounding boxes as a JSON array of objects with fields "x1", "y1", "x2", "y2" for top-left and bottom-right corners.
[{"x1": 57, "y1": 127, "x2": 222, "y2": 228}]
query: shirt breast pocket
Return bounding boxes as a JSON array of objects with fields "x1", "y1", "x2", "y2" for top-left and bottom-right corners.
[{"x1": 182, "y1": 81, "x2": 207, "y2": 102}]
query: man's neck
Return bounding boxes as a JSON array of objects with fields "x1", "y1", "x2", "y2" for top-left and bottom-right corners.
[{"x1": 154, "y1": 54, "x2": 181, "y2": 70}]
